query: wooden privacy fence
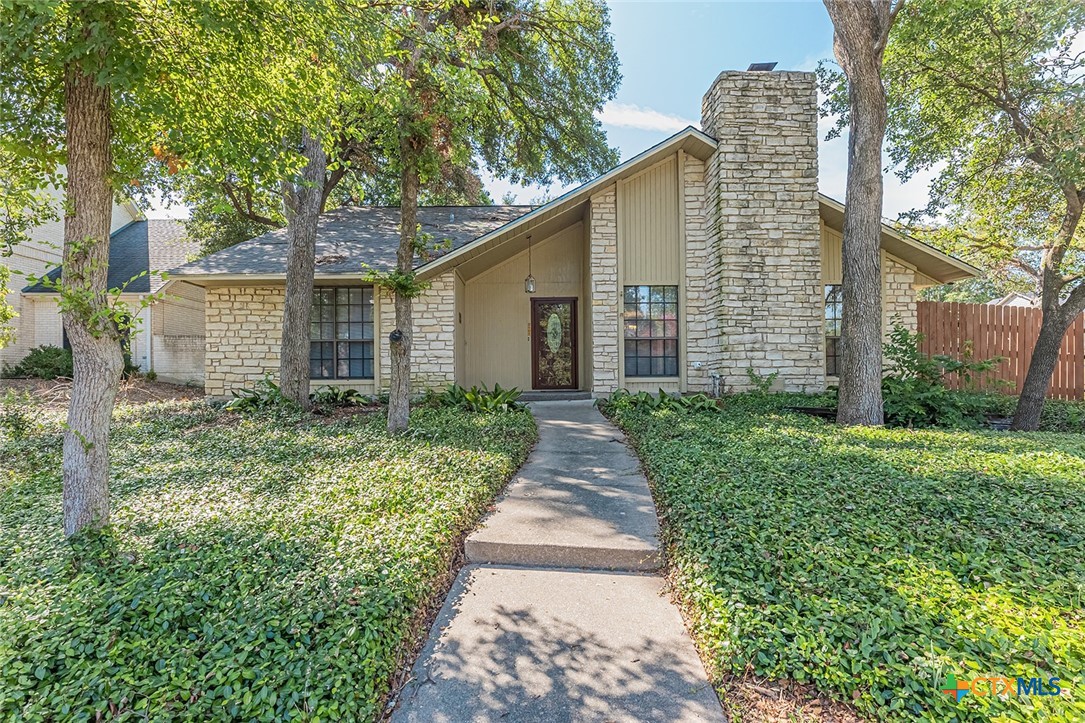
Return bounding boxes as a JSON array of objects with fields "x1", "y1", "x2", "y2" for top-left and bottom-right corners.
[{"x1": 917, "y1": 301, "x2": 1085, "y2": 400}]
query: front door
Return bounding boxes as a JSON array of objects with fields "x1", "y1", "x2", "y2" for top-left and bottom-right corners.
[{"x1": 531, "y1": 298, "x2": 578, "y2": 389}]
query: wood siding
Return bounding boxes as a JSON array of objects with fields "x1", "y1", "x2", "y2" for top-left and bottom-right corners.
[
  {"x1": 619, "y1": 156, "x2": 680, "y2": 285},
  {"x1": 820, "y1": 221, "x2": 843, "y2": 285},
  {"x1": 463, "y1": 222, "x2": 585, "y2": 389}
]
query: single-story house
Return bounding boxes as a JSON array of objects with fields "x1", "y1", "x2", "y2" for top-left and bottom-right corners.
[
  {"x1": 167, "y1": 69, "x2": 978, "y2": 398},
  {"x1": 19, "y1": 219, "x2": 205, "y2": 385}
]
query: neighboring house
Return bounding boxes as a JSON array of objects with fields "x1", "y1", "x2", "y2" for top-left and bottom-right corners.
[
  {"x1": 989, "y1": 292, "x2": 1038, "y2": 308},
  {"x1": 168, "y1": 70, "x2": 978, "y2": 398},
  {"x1": 16, "y1": 218, "x2": 205, "y2": 385},
  {"x1": 2, "y1": 184, "x2": 140, "y2": 367}
]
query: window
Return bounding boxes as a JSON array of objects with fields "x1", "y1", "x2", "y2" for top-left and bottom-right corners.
[
  {"x1": 824, "y1": 284, "x2": 843, "y2": 376},
  {"x1": 310, "y1": 287, "x2": 374, "y2": 379},
  {"x1": 623, "y1": 285, "x2": 679, "y2": 377}
]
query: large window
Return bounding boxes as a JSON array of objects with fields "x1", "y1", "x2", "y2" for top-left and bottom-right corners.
[
  {"x1": 623, "y1": 285, "x2": 679, "y2": 377},
  {"x1": 824, "y1": 284, "x2": 843, "y2": 376},
  {"x1": 310, "y1": 287, "x2": 375, "y2": 379}
]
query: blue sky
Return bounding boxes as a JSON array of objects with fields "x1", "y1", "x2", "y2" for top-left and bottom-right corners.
[
  {"x1": 484, "y1": 0, "x2": 934, "y2": 219},
  {"x1": 150, "y1": 1, "x2": 934, "y2": 220}
]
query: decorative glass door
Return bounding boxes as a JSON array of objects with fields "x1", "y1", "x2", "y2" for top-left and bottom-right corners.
[{"x1": 531, "y1": 298, "x2": 578, "y2": 389}]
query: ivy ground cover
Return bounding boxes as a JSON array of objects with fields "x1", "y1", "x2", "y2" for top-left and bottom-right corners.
[
  {"x1": 607, "y1": 399, "x2": 1085, "y2": 722},
  {"x1": 0, "y1": 401, "x2": 535, "y2": 721}
]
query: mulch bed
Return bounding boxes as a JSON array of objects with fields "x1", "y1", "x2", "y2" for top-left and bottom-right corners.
[{"x1": 0, "y1": 378, "x2": 204, "y2": 410}]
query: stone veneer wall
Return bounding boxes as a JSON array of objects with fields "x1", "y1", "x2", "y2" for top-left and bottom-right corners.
[
  {"x1": 588, "y1": 186, "x2": 620, "y2": 394},
  {"x1": 377, "y1": 272, "x2": 457, "y2": 391},
  {"x1": 681, "y1": 154, "x2": 715, "y2": 393},
  {"x1": 204, "y1": 287, "x2": 284, "y2": 397},
  {"x1": 701, "y1": 70, "x2": 823, "y2": 392},
  {"x1": 883, "y1": 255, "x2": 918, "y2": 337}
]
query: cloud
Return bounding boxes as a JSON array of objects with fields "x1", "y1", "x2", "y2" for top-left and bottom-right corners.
[{"x1": 595, "y1": 102, "x2": 699, "y2": 133}]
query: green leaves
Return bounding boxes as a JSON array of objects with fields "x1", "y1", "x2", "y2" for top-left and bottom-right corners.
[
  {"x1": 609, "y1": 399, "x2": 1085, "y2": 722},
  {"x1": 0, "y1": 400, "x2": 536, "y2": 720}
]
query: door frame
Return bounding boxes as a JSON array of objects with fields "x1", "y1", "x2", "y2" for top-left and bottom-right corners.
[{"x1": 530, "y1": 297, "x2": 578, "y2": 390}]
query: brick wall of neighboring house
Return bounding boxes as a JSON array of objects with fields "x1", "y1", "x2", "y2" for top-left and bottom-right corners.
[
  {"x1": 151, "y1": 281, "x2": 206, "y2": 385},
  {"x1": 377, "y1": 272, "x2": 457, "y2": 391},
  {"x1": 588, "y1": 186, "x2": 620, "y2": 395},
  {"x1": 700, "y1": 70, "x2": 824, "y2": 393}
]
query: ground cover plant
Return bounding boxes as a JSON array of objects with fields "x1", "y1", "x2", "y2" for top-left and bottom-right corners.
[
  {"x1": 605, "y1": 396, "x2": 1085, "y2": 722},
  {"x1": 0, "y1": 398, "x2": 536, "y2": 721}
]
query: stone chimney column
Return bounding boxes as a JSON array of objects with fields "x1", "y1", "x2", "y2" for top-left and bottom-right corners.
[{"x1": 700, "y1": 70, "x2": 823, "y2": 392}]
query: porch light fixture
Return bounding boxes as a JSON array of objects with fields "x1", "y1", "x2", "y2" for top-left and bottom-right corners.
[{"x1": 524, "y1": 235, "x2": 536, "y2": 293}]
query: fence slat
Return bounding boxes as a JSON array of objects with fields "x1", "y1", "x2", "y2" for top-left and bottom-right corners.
[{"x1": 917, "y1": 301, "x2": 1085, "y2": 401}]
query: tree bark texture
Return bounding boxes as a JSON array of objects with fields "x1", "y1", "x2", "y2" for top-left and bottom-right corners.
[
  {"x1": 1011, "y1": 310, "x2": 1073, "y2": 431},
  {"x1": 388, "y1": 129, "x2": 420, "y2": 434},
  {"x1": 279, "y1": 128, "x2": 326, "y2": 409},
  {"x1": 61, "y1": 63, "x2": 124, "y2": 537},
  {"x1": 825, "y1": 0, "x2": 900, "y2": 427}
]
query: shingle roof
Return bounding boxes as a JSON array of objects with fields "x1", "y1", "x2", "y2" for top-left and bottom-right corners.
[
  {"x1": 167, "y1": 205, "x2": 532, "y2": 278},
  {"x1": 23, "y1": 220, "x2": 194, "y2": 294}
]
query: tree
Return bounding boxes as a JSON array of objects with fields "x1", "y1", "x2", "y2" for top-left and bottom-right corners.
[
  {"x1": 0, "y1": 0, "x2": 331, "y2": 535},
  {"x1": 376, "y1": 0, "x2": 620, "y2": 433},
  {"x1": 821, "y1": 0, "x2": 906, "y2": 427},
  {"x1": 883, "y1": 0, "x2": 1085, "y2": 430}
]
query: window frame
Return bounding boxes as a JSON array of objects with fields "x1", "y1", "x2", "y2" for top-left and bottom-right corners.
[
  {"x1": 622, "y1": 284, "x2": 680, "y2": 378},
  {"x1": 309, "y1": 286, "x2": 375, "y2": 381},
  {"x1": 824, "y1": 283, "x2": 843, "y2": 377}
]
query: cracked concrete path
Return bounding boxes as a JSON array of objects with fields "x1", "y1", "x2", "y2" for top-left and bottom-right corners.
[{"x1": 392, "y1": 401, "x2": 723, "y2": 722}]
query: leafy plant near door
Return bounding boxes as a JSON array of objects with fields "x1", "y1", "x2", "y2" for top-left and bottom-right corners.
[{"x1": 438, "y1": 383, "x2": 525, "y2": 413}]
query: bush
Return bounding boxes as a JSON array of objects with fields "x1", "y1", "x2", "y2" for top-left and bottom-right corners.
[
  {"x1": 310, "y1": 385, "x2": 368, "y2": 407},
  {"x1": 599, "y1": 388, "x2": 720, "y2": 414},
  {"x1": 881, "y1": 324, "x2": 1002, "y2": 428},
  {"x1": 2, "y1": 345, "x2": 73, "y2": 380},
  {"x1": 223, "y1": 375, "x2": 298, "y2": 413},
  {"x1": 606, "y1": 402, "x2": 1085, "y2": 722},
  {"x1": 0, "y1": 401, "x2": 537, "y2": 721},
  {"x1": 437, "y1": 383, "x2": 525, "y2": 412}
]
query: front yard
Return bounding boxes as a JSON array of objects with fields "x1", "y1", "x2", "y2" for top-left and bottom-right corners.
[
  {"x1": 607, "y1": 398, "x2": 1085, "y2": 722},
  {"x1": 0, "y1": 398, "x2": 535, "y2": 721}
]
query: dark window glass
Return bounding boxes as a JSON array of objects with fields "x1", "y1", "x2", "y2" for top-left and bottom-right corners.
[
  {"x1": 310, "y1": 287, "x2": 374, "y2": 379},
  {"x1": 825, "y1": 284, "x2": 843, "y2": 376},
  {"x1": 623, "y1": 285, "x2": 679, "y2": 377}
]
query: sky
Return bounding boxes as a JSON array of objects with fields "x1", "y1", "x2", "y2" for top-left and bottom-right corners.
[{"x1": 148, "y1": 0, "x2": 936, "y2": 220}]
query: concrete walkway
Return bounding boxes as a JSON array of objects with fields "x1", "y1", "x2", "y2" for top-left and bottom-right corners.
[{"x1": 392, "y1": 401, "x2": 723, "y2": 722}]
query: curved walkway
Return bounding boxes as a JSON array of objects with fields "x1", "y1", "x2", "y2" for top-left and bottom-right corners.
[{"x1": 392, "y1": 400, "x2": 723, "y2": 722}]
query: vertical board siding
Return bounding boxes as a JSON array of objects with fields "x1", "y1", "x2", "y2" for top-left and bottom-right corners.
[
  {"x1": 820, "y1": 222, "x2": 843, "y2": 285},
  {"x1": 917, "y1": 301, "x2": 1085, "y2": 400},
  {"x1": 618, "y1": 156, "x2": 680, "y2": 284}
]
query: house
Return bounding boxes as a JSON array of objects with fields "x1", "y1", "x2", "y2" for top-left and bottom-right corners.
[
  {"x1": 989, "y1": 292, "x2": 1038, "y2": 308},
  {"x1": 10, "y1": 204, "x2": 204, "y2": 385},
  {"x1": 168, "y1": 70, "x2": 978, "y2": 398}
]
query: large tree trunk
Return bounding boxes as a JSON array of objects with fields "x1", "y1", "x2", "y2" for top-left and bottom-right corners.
[
  {"x1": 825, "y1": 0, "x2": 899, "y2": 427},
  {"x1": 1011, "y1": 309, "x2": 1071, "y2": 431},
  {"x1": 388, "y1": 131, "x2": 420, "y2": 434},
  {"x1": 279, "y1": 128, "x2": 326, "y2": 409},
  {"x1": 61, "y1": 63, "x2": 124, "y2": 537}
]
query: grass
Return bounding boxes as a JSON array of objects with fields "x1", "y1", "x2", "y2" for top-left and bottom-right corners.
[
  {"x1": 605, "y1": 395, "x2": 1085, "y2": 722},
  {"x1": 0, "y1": 399, "x2": 536, "y2": 721}
]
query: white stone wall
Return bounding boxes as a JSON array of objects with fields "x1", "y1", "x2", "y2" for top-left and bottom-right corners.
[
  {"x1": 377, "y1": 272, "x2": 456, "y2": 391},
  {"x1": 700, "y1": 70, "x2": 824, "y2": 393},
  {"x1": 884, "y1": 255, "x2": 918, "y2": 337},
  {"x1": 204, "y1": 286, "x2": 284, "y2": 397},
  {"x1": 681, "y1": 154, "x2": 715, "y2": 393},
  {"x1": 588, "y1": 186, "x2": 620, "y2": 394}
]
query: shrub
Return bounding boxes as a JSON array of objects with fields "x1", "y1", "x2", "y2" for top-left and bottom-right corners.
[
  {"x1": 222, "y1": 375, "x2": 298, "y2": 413},
  {"x1": 881, "y1": 324, "x2": 1002, "y2": 428},
  {"x1": 310, "y1": 385, "x2": 368, "y2": 407},
  {"x1": 2, "y1": 345, "x2": 73, "y2": 380},
  {"x1": 438, "y1": 383, "x2": 525, "y2": 412},
  {"x1": 600, "y1": 388, "x2": 720, "y2": 414}
]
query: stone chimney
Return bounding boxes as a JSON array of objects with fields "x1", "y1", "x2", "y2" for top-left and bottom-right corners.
[{"x1": 700, "y1": 70, "x2": 823, "y2": 392}]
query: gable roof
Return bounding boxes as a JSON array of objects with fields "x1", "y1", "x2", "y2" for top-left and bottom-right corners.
[
  {"x1": 23, "y1": 220, "x2": 192, "y2": 294},
  {"x1": 167, "y1": 205, "x2": 531, "y2": 281}
]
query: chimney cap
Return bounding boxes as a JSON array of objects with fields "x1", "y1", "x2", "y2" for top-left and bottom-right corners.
[{"x1": 747, "y1": 62, "x2": 778, "y2": 72}]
